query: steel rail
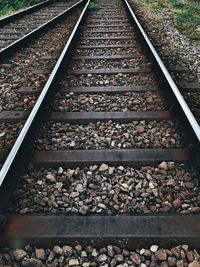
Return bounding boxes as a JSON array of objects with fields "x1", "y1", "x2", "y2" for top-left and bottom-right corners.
[
  {"x1": 0, "y1": 0, "x2": 85, "y2": 58},
  {"x1": 0, "y1": 0, "x2": 52, "y2": 27},
  {"x1": 0, "y1": 0, "x2": 200, "y2": 250},
  {"x1": 124, "y1": 0, "x2": 200, "y2": 143},
  {"x1": 0, "y1": 0, "x2": 90, "y2": 212}
]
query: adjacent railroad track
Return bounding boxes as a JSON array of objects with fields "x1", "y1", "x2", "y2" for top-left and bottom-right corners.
[
  {"x1": 0, "y1": 0, "x2": 86, "y2": 153},
  {"x1": 0, "y1": 0, "x2": 83, "y2": 55},
  {"x1": 0, "y1": 0, "x2": 200, "y2": 265}
]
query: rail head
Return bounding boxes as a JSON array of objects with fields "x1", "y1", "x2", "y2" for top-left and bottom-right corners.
[{"x1": 124, "y1": 0, "x2": 200, "y2": 144}]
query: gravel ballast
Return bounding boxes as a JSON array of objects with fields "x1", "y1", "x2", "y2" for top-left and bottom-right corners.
[
  {"x1": 80, "y1": 39, "x2": 139, "y2": 45},
  {"x1": 0, "y1": 0, "x2": 79, "y2": 49},
  {"x1": 0, "y1": 9, "x2": 82, "y2": 112},
  {"x1": 75, "y1": 47, "x2": 144, "y2": 56},
  {"x1": 0, "y1": 122, "x2": 24, "y2": 149},
  {"x1": 0, "y1": 92, "x2": 37, "y2": 111},
  {"x1": 54, "y1": 92, "x2": 167, "y2": 112},
  {"x1": 0, "y1": 244, "x2": 200, "y2": 266},
  {"x1": 8, "y1": 163, "x2": 200, "y2": 215},
  {"x1": 81, "y1": 25, "x2": 133, "y2": 30},
  {"x1": 36, "y1": 120, "x2": 185, "y2": 150},
  {"x1": 183, "y1": 92, "x2": 200, "y2": 109},
  {"x1": 61, "y1": 73, "x2": 159, "y2": 87},
  {"x1": 69, "y1": 58, "x2": 151, "y2": 70},
  {"x1": 80, "y1": 32, "x2": 135, "y2": 37}
]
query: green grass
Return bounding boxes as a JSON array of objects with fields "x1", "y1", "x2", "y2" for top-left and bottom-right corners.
[
  {"x1": 169, "y1": 0, "x2": 184, "y2": 9},
  {"x1": 88, "y1": 2, "x2": 101, "y2": 11},
  {"x1": 175, "y1": 5, "x2": 200, "y2": 41},
  {"x1": 0, "y1": 6, "x2": 15, "y2": 17},
  {"x1": 140, "y1": 0, "x2": 200, "y2": 45},
  {"x1": 143, "y1": 0, "x2": 166, "y2": 9},
  {"x1": 0, "y1": 0, "x2": 42, "y2": 17}
]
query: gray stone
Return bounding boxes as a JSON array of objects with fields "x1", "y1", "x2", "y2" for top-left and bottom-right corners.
[
  {"x1": 35, "y1": 248, "x2": 45, "y2": 260},
  {"x1": 58, "y1": 167, "x2": 63, "y2": 174},
  {"x1": 159, "y1": 161, "x2": 168, "y2": 170},
  {"x1": 150, "y1": 245, "x2": 159, "y2": 252},
  {"x1": 63, "y1": 246, "x2": 73, "y2": 256},
  {"x1": 53, "y1": 246, "x2": 63, "y2": 255},
  {"x1": 68, "y1": 259, "x2": 79, "y2": 266},
  {"x1": 13, "y1": 249, "x2": 27, "y2": 261},
  {"x1": 22, "y1": 258, "x2": 44, "y2": 267},
  {"x1": 46, "y1": 174, "x2": 56, "y2": 183},
  {"x1": 92, "y1": 249, "x2": 98, "y2": 257},
  {"x1": 79, "y1": 205, "x2": 89, "y2": 215},
  {"x1": 98, "y1": 254, "x2": 107, "y2": 262},
  {"x1": 107, "y1": 245, "x2": 114, "y2": 257},
  {"x1": 99, "y1": 164, "x2": 109, "y2": 171}
]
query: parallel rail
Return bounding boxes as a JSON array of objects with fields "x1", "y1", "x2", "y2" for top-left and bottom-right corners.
[
  {"x1": 0, "y1": 0, "x2": 90, "y2": 212},
  {"x1": 0, "y1": 0, "x2": 200, "y2": 250},
  {"x1": 124, "y1": 0, "x2": 200, "y2": 143},
  {"x1": 0, "y1": 0, "x2": 85, "y2": 58}
]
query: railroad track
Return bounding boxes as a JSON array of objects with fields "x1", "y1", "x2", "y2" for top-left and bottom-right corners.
[
  {"x1": 0, "y1": 0, "x2": 86, "y2": 153},
  {"x1": 127, "y1": 0, "x2": 200, "y2": 125},
  {"x1": 0, "y1": 0, "x2": 83, "y2": 55},
  {"x1": 0, "y1": 0, "x2": 200, "y2": 265}
]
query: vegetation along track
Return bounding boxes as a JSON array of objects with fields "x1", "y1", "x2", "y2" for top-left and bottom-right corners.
[
  {"x1": 0, "y1": 0, "x2": 200, "y2": 266},
  {"x1": 128, "y1": 0, "x2": 200, "y2": 125}
]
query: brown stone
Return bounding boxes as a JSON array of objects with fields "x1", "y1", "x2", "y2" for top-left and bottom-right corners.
[
  {"x1": 63, "y1": 246, "x2": 73, "y2": 256},
  {"x1": 185, "y1": 182, "x2": 194, "y2": 189},
  {"x1": 173, "y1": 199, "x2": 182, "y2": 209},
  {"x1": 186, "y1": 251, "x2": 194, "y2": 263},
  {"x1": 79, "y1": 205, "x2": 89, "y2": 215},
  {"x1": 99, "y1": 163, "x2": 109, "y2": 171},
  {"x1": 171, "y1": 246, "x2": 181, "y2": 259},
  {"x1": 46, "y1": 173, "x2": 56, "y2": 183},
  {"x1": 168, "y1": 256, "x2": 177, "y2": 266},
  {"x1": 188, "y1": 260, "x2": 200, "y2": 267},
  {"x1": 161, "y1": 261, "x2": 169, "y2": 267},
  {"x1": 158, "y1": 161, "x2": 168, "y2": 170},
  {"x1": 35, "y1": 248, "x2": 45, "y2": 260},
  {"x1": 13, "y1": 249, "x2": 27, "y2": 261},
  {"x1": 53, "y1": 245, "x2": 63, "y2": 255},
  {"x1": 130, "y1": 252, "x2": 141, "y2": 264},
  {"x1": 166, "y1": 178, "x2": 176, "y2": 187},
  {"x1": 155, "y1": 249, "x2": 167, "y2": 261},
  {"x1": 68, "y1": 259, "x2": 80, "y2": 266},
  {"x1": 136, "y1": 125, "x2": 145, "y2": 133},
  {"x1": 115, "y1": 254, "x2": 124, "y2": 262},
  {"x1": 191, "y1": 207, "x2": 200, "y2": 213},
  {"x1": 177, "y1": 260, "x2": 184, "y2": 267}
]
